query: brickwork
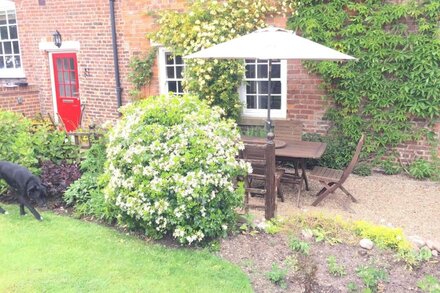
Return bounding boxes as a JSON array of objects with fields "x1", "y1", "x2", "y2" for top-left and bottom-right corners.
[{"x1": 0, "y1": 85, "x2": 40, "y2": 117}]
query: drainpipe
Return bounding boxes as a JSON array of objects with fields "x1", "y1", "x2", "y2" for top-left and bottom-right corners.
[{"x1": 109, "y1": 0, "x2": 122, "y2": 115}]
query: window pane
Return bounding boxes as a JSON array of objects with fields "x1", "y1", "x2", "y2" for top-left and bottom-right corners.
[
  {"x1": 13, "y1": 55, "x2": 20, "y2": 68},
  {"x1": 58, "y1": 71, "x2": 63, "y2": 84},
  {"x1": 175, "y1": 55, "x2": 183, "y2": 65},
  {"x1": 63, "y1": 59, "x2": 69, "y2": 70},
  {"x1": 5, "y1": 55, "x2": 13, "y2": 68},
  {"x1": 245, "y1": 64, "x2": 255, "y2": 78},
  {"x1": 259, "y1": 81, "x2": 268, "y2": 94},
  {"x1": 246, "y1": 81, "x2": 256, "y2": 94},
  {"x1": 70, "y1": 58, "x2": 75, "y2": 70},
  {"x1": 0, "y1": 57, "x2": 4, "y2": 68},
  {"x1": 64, "y1": 71, "x2": 70, "y2": 83},
  {"x1": 0, "y1": 12, "x2": 6, "y2": 25},
  {"x1": 168, "y1": 81, "x2": 177, "y2": 92},
  {"x1": 246, "y1": 95, "x2": 256, "y2": 109},
  {"x1": 166, "y1": 66, "x2": 175, "y2": 78},
  {"x1": 258, "y1": 95, "x2": 268, "y2": 109},
  {"x1": 271, "y1": 96, "x2": 281, "y2": 109},
  {"x1": 4, "y1": 42, "x2": 11, "y2": 54},
  {"x1": 12, "y1": 41, "x2": 19, "y2": 54},
  {"x1": 9, "y1": 25, "x2": 17, "y2": 39},
  {"x1": 176, "y1": 65, "x2": 183, "y2": 78},
  {"x1": 257, "y1": 64, "x2": 268, "y2": 78},
  {"x1": 272, "y1": 64, "x2": 280, "y2": 78},
  {"x1": 70, "y1": 71, "x2": 76, "y2": 83},
  {"x1": 0, "y1": 43, "x2": 3, "y2": 54},
  {"x1": 72, "y1": 85, "x2": 78, "y2": 97},
  {"x1": 65, "y1": 85, "x2": 72, "y2": 97},
  {"x1": 272, "y1": 81, "x2": 281, "y2": 94},
  {"x1": 0, "y1": 27, "x2": 8, "y2": 40},
  {"x1": 165, "y1": 53, "x2": 174, "y2": 65},
  {"x1": 57, "y1": 59, "x2": 62, "y2": 71},
  {"x1": 7, "y1": 11, "x2": 16, "y2": 24},
  {"x1": 59, "y1": 85, "x2": 65, "y2": 96},
  {"x1": 177, "y1": 81, "x2": 183, "y2": 94}
]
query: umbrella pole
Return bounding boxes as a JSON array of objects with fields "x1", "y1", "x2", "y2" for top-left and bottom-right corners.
[{"x1": 266, "y1": 59, "x2": 273, "y2": 133}]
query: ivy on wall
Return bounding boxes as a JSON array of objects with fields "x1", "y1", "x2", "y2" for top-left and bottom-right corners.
[
  {"x1": 128, "y1": 47, "x2": 158, "y2": 98},
  {"x1": 287, "y1": 0, "x2": 440, "y2": 158},
  {"x1": 150, "y1": 0, "x2": 288, "y2": 119}
]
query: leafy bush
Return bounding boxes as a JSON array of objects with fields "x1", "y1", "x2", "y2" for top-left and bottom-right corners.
[
  {"x1": 103, "y1": 94, "x2": 249, "y2": 244},
  {"x1": 288, "y1": 236, "x2": 310, "y2": 255},
  {"x1": 64, "y1": 137, "x2": 111, "y2": 219},
  {"x1": 32, "y1": 122, "x2": 80, "y2": 164},
  {"x1": 382, "y1": 158, "x2": 402, "y2": 175},
  {"x1": 40, "y1": 161, "x2": 81, "y2": 198},
  {"x1": 408, "y1": 159, "x2": 435, "y2": 179},
  {"x1": 266, "y1": 264, "x2": 288, "y2": 289},
  {"x1": 356, "y1": 265, "x2": 388, "y2": 293},
  {"x1": 353, "y1": 220, "x2": 412, "y2": 252},
  {"x1": 326, "y1": 255, "x2": 346, "y2": 277},
  {"x1": 353, "y1": 162, "x2": 372, "y2": 176},
  {"x1": 418, "y1": 275, "x2": 440, "y2": 293}
]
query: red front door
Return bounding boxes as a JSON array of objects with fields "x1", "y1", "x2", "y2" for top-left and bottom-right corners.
[{"x1": 52, "y1": 53, "x2": 81, "y2": 132}]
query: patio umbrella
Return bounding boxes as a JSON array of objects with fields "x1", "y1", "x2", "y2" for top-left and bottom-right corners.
[{"x1": 184, "y1": 26, "x2": 356, "y2": 130}]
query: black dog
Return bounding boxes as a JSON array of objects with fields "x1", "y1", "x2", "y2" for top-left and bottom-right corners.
[{"x1": 0, "y1": 161, "x2": 47, "y2": 221}]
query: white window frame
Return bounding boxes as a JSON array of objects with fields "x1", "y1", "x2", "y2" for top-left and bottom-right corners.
[
  {"x1": 239, "y1": 59, "x2": 287, "y2": 119},
  {"x1": 158, "y1": 47, "x2": 185, "y2": 95},
  {"x1": 0, "y1": 0, "x2": 24, "y2": 78}
]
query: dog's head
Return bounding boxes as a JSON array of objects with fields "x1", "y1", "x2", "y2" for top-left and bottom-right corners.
[{"x1": 27, "y1": 184, "x2": 47, "y2": 207}]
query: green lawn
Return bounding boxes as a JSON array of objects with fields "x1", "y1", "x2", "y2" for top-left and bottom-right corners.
[{"x1": 0, "y1": 205, "x2": 252, "y2": 293}]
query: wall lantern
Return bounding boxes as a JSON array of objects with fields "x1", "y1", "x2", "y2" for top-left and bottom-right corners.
[{"x1": 53, "y1": 30, "x2": 62, "y2": 48}]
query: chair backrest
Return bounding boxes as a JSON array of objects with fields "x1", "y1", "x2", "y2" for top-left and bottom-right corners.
[
  {"x1": 340, "y1": 134, "x2": 365, "y2": 183},
  {"x1": 273, "y1": 120, "x2": 303, "y2": 141}
]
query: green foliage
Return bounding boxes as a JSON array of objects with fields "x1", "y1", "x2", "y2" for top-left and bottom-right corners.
[
  {"x1": 353, "y1": 220, "x2": 412, "y2": 252},
  {"x1": 326, "y1": 255, "x2": 346, "y2": 277},
  {"x1": 353, "y1": 162, "x2": 372, "y2": 176},
  {"x1": 264, "y1": 218, "x2": 283, "y2": 235},
  {"x1": 32, "y1": 122, "x2": 80, "y2": 164},
  {"x1": 103, "y1": 94, "x2": 249, "y2": 244},
  {"x1": 150, "y1": 0, "x2": 285, "y2": 120},
  {"x1": 347, "y1": 281, "x2": 358, "y2": 293},
  {"x1": 418, "y1": 275, "x2": 440, "y2": 293},
  {"x1": 381, "y1": 158, "x2": 402, "y2": 175},
  {"x1": 240, "y1": 125, "x2": 267, "y2": 138},
  {"x1": 288, "y1": 0, "x2": 440, "y2": 160},
  {"x1": 128, "y1": 48, "x2": 157, "y2": 98},
  {"x1": 356, "y1": 265, "x2": 388, "y2": 293},
  {"x1": 408, "y1": 158, "x2": 435, "y2": 179},
  {"x1": 311, "y1": 227, "x2": 342, "y2": 245},
  {"x1": 266, "y1": 263, "x2": 288, "y2": 289},
  {"x1": 288, "y1": 236, "x2": 310, "y2": 255},
  {"x1": 0, "y1": 111, "x2": 37, "y2": 177}
]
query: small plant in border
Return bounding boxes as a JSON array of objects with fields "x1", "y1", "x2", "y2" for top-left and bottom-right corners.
[
  {"x1": 266, "y1": 263, "x2": 288, "y2": 289},
  {"x1": 356, "y1": 265, "x2": 388, "y2": 293},
  {"x1": 418, "y1": 275, "x2": 440, "y2": 293},
  {"x1": 288, "y1": 236, "x2": 310, "y2": 255},
  {"x1": 326, "y1": 255, "x2": 346, "y2": 277}
]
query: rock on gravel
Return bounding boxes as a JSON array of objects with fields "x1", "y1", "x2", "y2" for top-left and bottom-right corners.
[
  {"x1": 408, "y1": 235, "x2": 426, "y2": 248},
  {"x1": 360, "y1": 238, "x2": 374, "y2": 250}
]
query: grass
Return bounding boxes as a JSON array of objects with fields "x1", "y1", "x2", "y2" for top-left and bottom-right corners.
[{"x1": 0, "y1": 205, "x2": 252, "y2": 293}]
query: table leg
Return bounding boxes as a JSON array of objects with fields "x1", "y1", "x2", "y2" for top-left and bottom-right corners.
[{"x1": 299, "y1": 159, "x2": 309, "y2": 191}]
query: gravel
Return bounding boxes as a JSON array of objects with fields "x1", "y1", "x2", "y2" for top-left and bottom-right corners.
[{"x1": 274, "y1": 172, "x2": 440, "y2": 243}]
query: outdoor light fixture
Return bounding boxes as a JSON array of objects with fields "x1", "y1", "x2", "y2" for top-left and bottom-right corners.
[{"x1": 53, "y1": 30, "x2": 62, "y2": 48}]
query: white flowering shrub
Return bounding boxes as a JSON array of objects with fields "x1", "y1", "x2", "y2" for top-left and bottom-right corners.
[{"x1": 103, "y1": 94, "x2": 250, "y2": 244}]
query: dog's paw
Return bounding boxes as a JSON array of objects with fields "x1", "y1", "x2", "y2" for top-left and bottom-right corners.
[
  {"x1": 39, "y1": 216, "x2": 44, "y2": 221},
  {"x1": 4, "y1": 211, "x2": 8, "y2": 215}
]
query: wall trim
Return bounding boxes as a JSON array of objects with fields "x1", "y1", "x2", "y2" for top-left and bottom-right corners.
[{"x1": 39, "y1": 41, "x2": 80, "y2": 52}]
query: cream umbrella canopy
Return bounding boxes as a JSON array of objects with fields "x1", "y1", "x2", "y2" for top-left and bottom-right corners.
[{"x1": 184, "y1": 26, "x2": 356, "y2": 130}]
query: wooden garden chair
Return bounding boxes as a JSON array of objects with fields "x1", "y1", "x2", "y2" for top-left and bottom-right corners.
[
  {"x1": 273, "y1": 119, "x2": 309, "y2": 194},
  {"x1": 309, "y1": 134, "x2": 365, "y2": 206},
  {"x1": 241, "y1": 135, "x2": 285, "y2": 219}
]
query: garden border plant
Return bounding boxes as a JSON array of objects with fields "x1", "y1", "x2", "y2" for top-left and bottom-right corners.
[{"x1": 287, "y1": 0, "x2": 440, "y2": 171}]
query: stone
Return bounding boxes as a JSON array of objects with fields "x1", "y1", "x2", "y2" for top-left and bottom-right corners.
[
  {"x1": 360, "y1": 238, "x2": 374, "y2": 250},
  {"x1": 432, "y1": 250, "x2": 438, "y2": 257},
  {"x1": 426, "y1": 240, "x2": 440, "y2": 252},
  {"x1": 358, "y1": 249, "x2": 368, "y2": 256},
  {"x1": 301, "y1": 229, "x2": 314, "y2": 240},
  {"x1": 408, "y1": 235, "x2": 425, "y2": 248}
]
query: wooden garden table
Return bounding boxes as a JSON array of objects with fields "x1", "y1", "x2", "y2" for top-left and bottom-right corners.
[{"x1": 242, "y1": 136, "x2": 327, "y2": 190}]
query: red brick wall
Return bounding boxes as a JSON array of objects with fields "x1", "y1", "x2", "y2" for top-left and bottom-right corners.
[{"x1": 0, "y1": 86, "x2": 40, "y2": 117}]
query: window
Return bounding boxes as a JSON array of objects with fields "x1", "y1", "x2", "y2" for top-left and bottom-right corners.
[
  {"x1": 0, "y1": 0, "x2": 23, "y2": 78},
  {"x1": 158, "y1": 48, "x2": 185, "y2": 95},
  {"x1": 240, "y1": 59, "x2": 287, "y2": 118}
]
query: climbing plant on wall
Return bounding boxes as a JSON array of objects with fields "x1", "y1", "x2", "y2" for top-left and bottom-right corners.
[
  {"x1": 287, "y1": 0, "x2": 440, "y2": 158},
  {"x1": 150, "y1": 0, "x2": 289, "y2": 119}
]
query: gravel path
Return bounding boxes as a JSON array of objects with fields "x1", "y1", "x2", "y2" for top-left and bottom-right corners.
[{"x1": 270, "y1": 173, "x2": 440, "y2": 242}]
